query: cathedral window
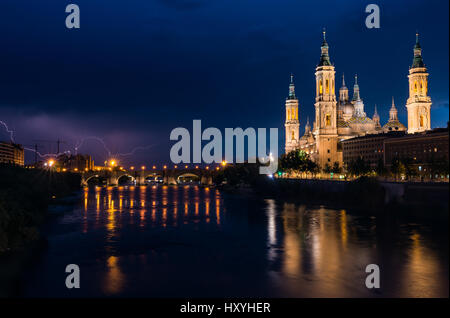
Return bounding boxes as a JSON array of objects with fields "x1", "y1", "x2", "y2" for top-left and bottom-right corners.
[
  {"x1": 326, "y1": 79, "x2": 329, "y2": 94},
  {"x1": 291, "y1": 131, "x2": 295, "y2": 140},
  {"x1": 295, "y1": 109, "x2": 298, "y2": 120},
  {"x1": 287, "y1": 110, "x2": 290, "y2": 120},
  {"x1": 414, "y1": 81, "x2": 418, "y2": 93},
  {"x1": 419, "y1": 115, "x2": 424, "y2": 127},
  {"x1": 319, "y1": 80, "x2": 323, "y2": 95},
  {"x1": 325, "y1": 114, "x2": 331, "y2": 126}
]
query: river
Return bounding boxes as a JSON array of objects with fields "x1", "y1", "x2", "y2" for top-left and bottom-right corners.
[{"x1": 20, "y1": 185, "x2": 448, "y2": 297}]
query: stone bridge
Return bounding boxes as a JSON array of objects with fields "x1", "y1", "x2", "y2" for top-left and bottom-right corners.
[{"x1": 81, "y1": 168, "x2": 214, "y2": 186}]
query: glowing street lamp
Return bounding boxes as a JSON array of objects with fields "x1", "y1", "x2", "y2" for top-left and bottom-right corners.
[
  {"x1": 221, "y1": 160, "x2": 227, "y2": 167},
  {"x1": 141, "y1": 165, "x2": 146, "y2": 170},
  {"x1": 48, "y1": 159, "x2": 55, "y2": 167},
  {"x1": 130, "y1": 166, "x2": 135, "y2": 170},
  {"x1": 109, "y1": 160, "x2": 117, "y2": 167},
  {"x1": 163, "y1": 165, "x2": 167, "y2": 169}
]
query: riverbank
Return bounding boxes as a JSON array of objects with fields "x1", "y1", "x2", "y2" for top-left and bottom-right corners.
[
  {"x1": 221, "y1": 177, "x2": 449, "y2": 218},
  {"x1": 0, "y1": 165, "x2": 81, "y2": 296}
]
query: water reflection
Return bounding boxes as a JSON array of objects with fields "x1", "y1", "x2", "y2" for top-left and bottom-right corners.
[
  {"x1": 103, "y1": 256, "x2": 125, "y2": 295},
  {"x1": 23, "y1": 185, "x2": 447, "y2": 298},
  {"x1": 82, "y1": 185, "x2": 225, "y2": 295},
  {"x1": 267, "y1": 201, "x2": 448, "y2": 297}
]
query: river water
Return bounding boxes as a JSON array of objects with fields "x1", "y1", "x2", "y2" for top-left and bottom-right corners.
[{"x1": 21, "y1": 185, "x2": 448, "y2": 298}]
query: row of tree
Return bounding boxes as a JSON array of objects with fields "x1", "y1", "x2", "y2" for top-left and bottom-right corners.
[{"x1": 279, "y1": 150, "x2": 449, "y2": 180}]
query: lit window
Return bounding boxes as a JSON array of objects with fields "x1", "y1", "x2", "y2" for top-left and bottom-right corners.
[{"x1": 325, "y1": 114, "x2": 331, "y2": 126}]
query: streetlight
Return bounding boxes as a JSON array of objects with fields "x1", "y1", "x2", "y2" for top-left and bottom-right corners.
[
  {"x1": 221, "y1": 160, "x2": 227, "y2": 167},
  {"x1": 48, "y1": 159, "x2": 55, "y2": 167}
]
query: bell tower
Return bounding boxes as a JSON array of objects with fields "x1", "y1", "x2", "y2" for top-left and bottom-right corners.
[
  {"x1": 406, "y1": 33, "x2": 432, "y2": 134},
  {"x1": 314, "y1": 29, "x2": 339, "y2": 168},
  {"x1": 284, "y1": 74, "x2": 300, "y2": 153}
]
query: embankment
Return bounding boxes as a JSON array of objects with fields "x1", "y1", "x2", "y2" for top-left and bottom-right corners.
[
  {"x1": 251, "y1": 177, "x2": 449, "y2": 216},
  {"x1": 0, "y1": 164, "x2": 80, "y2": 296}
]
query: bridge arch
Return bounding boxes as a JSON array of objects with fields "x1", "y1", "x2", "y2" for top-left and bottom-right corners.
[
  {"x1": 176, "y1": 172, "x2": 201, "y2": 184},
  {"x1": 117, "y1": 174, "x2": 135, "y2": 185},
  {"x1": 83, "y1": 174, "x2": 107, "y2": 186}
]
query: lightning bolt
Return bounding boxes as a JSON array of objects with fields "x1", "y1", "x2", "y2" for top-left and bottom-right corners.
[
  {"x1": 116, "y1": 144, "x2": 157, "y2": 157},
  {"x1": 23, "y1": 147, "x2": 71, "y2": 158},
  {"x1": 74, "y1": 136, "x2": 113, "y2": 156},
  {"x1": 2, "y1": 118, "x2": 158, "y2": 162},
  {"x1": 0, "y1": 120, "x2": 15, "y2": 143}
]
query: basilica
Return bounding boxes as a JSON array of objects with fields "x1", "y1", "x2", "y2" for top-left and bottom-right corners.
[{"x1": 285, "y1": 31, "x2": 432, "y2": 168}]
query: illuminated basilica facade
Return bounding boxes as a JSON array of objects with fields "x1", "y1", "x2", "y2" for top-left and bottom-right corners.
[{"x1": 284, "y1": 32, "x2": 432, "y2": 168}]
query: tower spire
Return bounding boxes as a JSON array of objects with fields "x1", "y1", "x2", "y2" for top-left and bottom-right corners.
[
  {"x1": 373, "y1": 104, "x2": 381, "y2": 128},
  {"x1": 352, "y1": 74, "x2": 360, "y2": 101},
  {"x1": 342, "y1": 73, "x2": 346, "y2": 87},
  {"x1": 305, "y1": 116, "x2": 311, "y2": 134},
  {"x1": 288, "y1": 73, "x2": 296, "y2": 99},
  {"x1": 389, "y1": 96, "x2": 398, "y2": 121},
  {"x1": 412, "y1": 31, "x2": 424, "y2": 68},
  {"x1": 318, "y1": 28, "x2": 331, "y2": 66}
]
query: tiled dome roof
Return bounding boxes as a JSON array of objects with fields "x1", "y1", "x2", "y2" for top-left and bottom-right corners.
[
  {"x1": 337, "y1": 118, "x2": 350, "y2": 128},
  {"x1": 347, "y1": 116, "x2": 373, "y2": 124},
  {"x1": 383, "y1": 120, "x2": 406, "y2": 131}
]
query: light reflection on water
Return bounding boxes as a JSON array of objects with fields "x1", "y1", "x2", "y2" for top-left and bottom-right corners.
[
  {"x1": 22, "y1": 186, "x2": 448, "y2": 298},
  {"x1": 265, "y1": 199, "x2": 448, "y2": 298}
]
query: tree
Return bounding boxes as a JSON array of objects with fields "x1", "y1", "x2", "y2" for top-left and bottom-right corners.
[
  {"x1": 402, "y1": 158, "x2": 418, "y2": 180},
  {"x1": 390, "y1": 157, "x2": 406, "y2": 181},
  {"x1": 279, "y1": 150, "x2": 316, "y2": 177},
  {"x1": 347, "y1": 156, "x2": 370, "y2": 177},
  {"x1": 332, "y1": 162, "x2": 342, "y2": 174},
  {"x1": 323, "y1": 163, "x2": 332, "y2": 174},
  {"x1": 375, "y1": 158, "x2": 387, "y2": 177}
]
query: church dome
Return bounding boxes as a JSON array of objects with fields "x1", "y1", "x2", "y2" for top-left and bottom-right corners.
[
  {"x1": 343, "y1": 102, "x2": 354, "y2": 116},
  {"x1": 382, "y1": 120, "x2": 406, "y2": 132}
]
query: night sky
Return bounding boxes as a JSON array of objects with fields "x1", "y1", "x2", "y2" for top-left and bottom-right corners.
[{"x1": 0, "y1": 0, "x2": 448, "y2": 166}]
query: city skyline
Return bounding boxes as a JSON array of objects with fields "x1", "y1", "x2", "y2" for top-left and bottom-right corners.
[{"x1": 0, "y1": 0, "x2": 448, "y2": 166}]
